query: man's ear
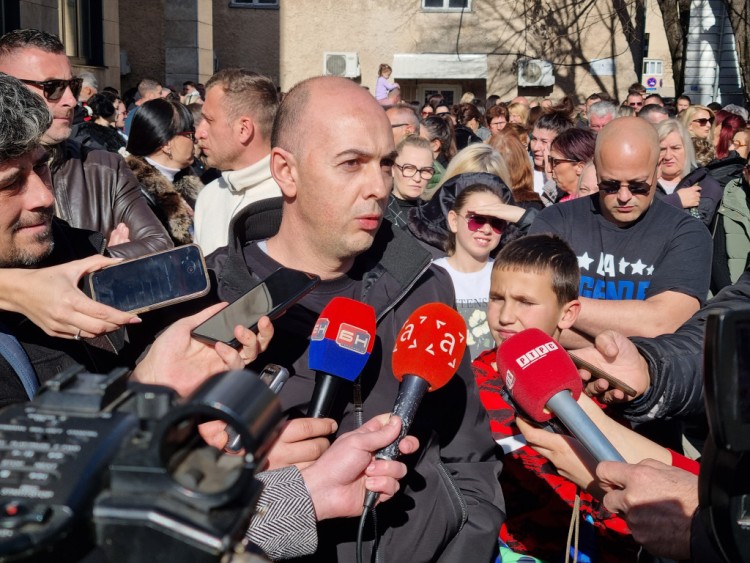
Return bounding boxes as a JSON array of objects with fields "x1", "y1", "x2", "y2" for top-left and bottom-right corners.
[
  {"x1": 237, "y1": 116, "x2": 255, "y2": 145},
  {"x1": 270, "y1": 146, "x2": 298, "y2": 198},
  {"x1": 558, "y1": 299, "x2": 581, "y2": 331}
]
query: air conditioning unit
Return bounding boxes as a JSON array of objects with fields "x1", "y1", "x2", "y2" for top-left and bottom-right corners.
[
  {"x1": 323, "y1": 52, "x2": 360, "y2": 78},
  {"x1": 517, "y1": 59, "x2": 555, "y2": 87}
]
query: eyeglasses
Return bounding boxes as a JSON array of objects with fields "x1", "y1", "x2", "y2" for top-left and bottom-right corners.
[
  {"x1": 597, "y1": 168, "x2": 657, "y2": 196},
  {"x1": 548, "y1": 155, "x2": 579, "y2": 168},
  {"x1": 18, "y1": 77, "x2": 83, "y2": 101},
  {"x1": 421, "y1": 111, "x2": 434, "y2": 117},
  {"x1": 732, "y1": 139, "x2": 747, "y2": 148},
  {"x1": 461, "y1": 214, "x2": 506, "y2": 234},
  {"x1": 393, "y1": 163, "x2": 435, "y2": 180},
  {"x1": 628, "y1": 101, "x2": 643, "y2": 108},
  {"x1": 436, "y1": 111, "x2": 451, "y2": 117},
  {"x1": 692, "y1": 117, "x2": 714, "y2": 126},
  {"x1": 176, "y1": 131, "x2": 196, "y2": 141}
]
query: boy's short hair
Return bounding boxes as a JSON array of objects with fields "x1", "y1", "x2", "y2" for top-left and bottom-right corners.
[{"x1": 493, "y1": 233, "x2": 579, "y2": 305}]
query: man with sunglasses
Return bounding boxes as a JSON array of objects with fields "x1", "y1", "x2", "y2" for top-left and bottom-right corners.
[
  {"x1": 530, "y1": 117, "x2": 712, "y2": 349},
  {"x1": 0, "y1": 29, "x2": 171, "y2": 259}
]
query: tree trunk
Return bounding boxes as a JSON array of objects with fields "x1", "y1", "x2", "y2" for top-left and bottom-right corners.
[
  {"x1": 656, "y1": 0, "x2": 691, "y2": 97},
  {"x1": 721, "y1": 0, "x2": 750, "y2": 104}
]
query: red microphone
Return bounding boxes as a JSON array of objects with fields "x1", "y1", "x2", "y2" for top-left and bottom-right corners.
[
  {"x1": 378, "y1": 302, "x2": 467, "y2": 459},
  {"x1": 364, "y1": 303, "x2": 467, "y2": 510},
  {"x1": 496, "y1": 328, "x2": 625, "y2": 462}
]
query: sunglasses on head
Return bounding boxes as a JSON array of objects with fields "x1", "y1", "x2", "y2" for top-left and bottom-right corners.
[
  {"x1": 19, "y1": 77, "x2": 83, "y2": 101},
  {"x1": 597, "y1": 179, "x2": 651, "y2": 196},
  {"x1": 461, "y1": 214, "x2": 506, "y2": 234},
  {"x1": 692, "y1": 117, "x2": 714, "y2": 126}
]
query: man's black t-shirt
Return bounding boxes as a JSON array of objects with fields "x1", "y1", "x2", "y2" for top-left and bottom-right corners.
[{"x1": 529, "y1": 195, "x2": 712, "y2": 303}]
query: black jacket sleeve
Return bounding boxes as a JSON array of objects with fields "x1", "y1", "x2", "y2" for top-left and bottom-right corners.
[{"x1": 624, "y1": 268, "x2": 750, "y2": 422}]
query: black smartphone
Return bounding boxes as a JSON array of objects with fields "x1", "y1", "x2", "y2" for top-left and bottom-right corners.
[
  {"x1": 86, "y1": 244, "x2": 210, "y2": 314},
  {"x1": 191, "y1": 267, "x2": 321, "y2": 348},
  {"x1": 568, "y1": 353, "x2": 638, "y2": 398}
]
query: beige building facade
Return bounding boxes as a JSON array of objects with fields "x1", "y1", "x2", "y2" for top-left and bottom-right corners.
[
  {"x1": 12, "y1": 0, "x2": 121, "y2": 93},
  {"x1": 279, "y1": 1, "x2": 645, "y2": 104}
]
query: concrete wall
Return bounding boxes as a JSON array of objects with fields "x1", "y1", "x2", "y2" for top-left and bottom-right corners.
[
  {"x1": 212, "y1": 3, "x2": 279, "y2": 83},
  {"x1": 119, "y1": 0, "x2": 166, "y2": 91},
  {"x1": 279, "y1": 1, "x2": 642, "y2": 103}
]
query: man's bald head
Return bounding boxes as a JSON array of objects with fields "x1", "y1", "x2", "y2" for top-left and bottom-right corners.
[
  {"x1": 595, "y1": 116, "x2": 660, "y2": 170},
  {"x1": 272, "y1": 76, "x2": 387, "y2": 158}
]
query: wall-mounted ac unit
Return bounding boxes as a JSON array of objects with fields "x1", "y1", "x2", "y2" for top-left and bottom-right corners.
[
  {"x1": 517, "y1": 59, "x2": 555, "y2": 87},
  {"x1": 323, "y1": 52, "x2": 360, "y2": 78}
]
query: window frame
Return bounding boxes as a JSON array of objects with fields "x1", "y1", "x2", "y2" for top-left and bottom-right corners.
[
  {"x1": 421, "y1": 0, "x2": 471, "y2": 12},
  {"x1": 58, "y1": 0, "x2": 104, "y2": 67},
  {"x1": 642, "y1": 59, "x2": 663, "y2": 76},
  {"x1": 228, "y1": 0, "x2": 279, "y2": 9}
]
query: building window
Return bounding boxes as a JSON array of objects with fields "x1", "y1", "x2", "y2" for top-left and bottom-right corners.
[
  {"x1": 643, "y1": 59, "x2": 663, "y2": 76},
  {"x1": 59, "y1": 0, "x2": 103, "y2": 66},
  {"x1": 229, "y1": 0, "x2": 279, "y2": 8},
  {"x1": 422, "y1": 0, "x2": 471, "y2": 10}
]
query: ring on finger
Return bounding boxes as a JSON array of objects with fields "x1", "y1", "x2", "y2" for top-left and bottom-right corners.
[{"x1": 74, "y1": 329, "x2": 82, "y2": 341}]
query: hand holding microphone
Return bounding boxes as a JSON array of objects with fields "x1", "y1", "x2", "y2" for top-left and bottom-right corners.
[
  {"x1": 364, "y1": 302, "x2": 467, "y2": 509},
  {"x1": 496, "y1": 328, "x2": 625, "y2": 463}
]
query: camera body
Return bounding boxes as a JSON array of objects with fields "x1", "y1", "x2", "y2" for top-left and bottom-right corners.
[
  {"x1": 0, "y1": 364, "x2": 282, "y2": 562},
  {"x1": 701, "y1": 306, "x2": 750, "y2": 562}
]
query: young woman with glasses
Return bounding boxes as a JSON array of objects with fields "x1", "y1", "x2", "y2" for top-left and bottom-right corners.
[
  {"x1": 434, "y1": 183, "x2": 508, "y2": 359},
  {"x1": 547, "y1": 128, "x2": 596, "y2": 203},
  {"x1": 385, "y1": 135, "x2": 434, "y2": 230},
  {"x1": 125, "y1": 98, "x2": 204, "y2": 245}
]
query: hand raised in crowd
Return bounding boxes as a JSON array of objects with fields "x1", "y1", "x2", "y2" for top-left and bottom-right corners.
[
  {"x1": 0, "y1": 255, "x2": 140, "y2": 339},
  {"x1": 265, "y1": 417, "x2": 339, "y2": 471},
  {"x1": 676, "y1": 184, "x2": 701, "y2": 209},
  {"x1": 574, "y1": 330, "x2": 650, "y2": 403},
  {"x1": 131, "y1": 303, "x2": 274, "y2": 397},
  {"x1": 597, "y1": 459, "x2": 698, "y2": 560},
  {"x1": 107, "y1": 222, "x2": 131, "y2": 247},
  {"x1": 466, "y1": 201, "x2": 527, "y2": 224},
  {"x1": 300, "y1": 414, "x2": 419, "y2": 520}
]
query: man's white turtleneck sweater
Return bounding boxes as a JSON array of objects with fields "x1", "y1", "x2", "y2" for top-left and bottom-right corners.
[{"x1": 194, "y1": 155, "x2": 281, "y2": 255}]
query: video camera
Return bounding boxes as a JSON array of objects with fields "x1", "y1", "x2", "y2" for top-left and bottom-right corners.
[
  {"x1": 0, "y1": 364, "x2": 283, "y2": 562},
  {"x1": 701, "y1": 306, "x2": 750, "y2": 562}
]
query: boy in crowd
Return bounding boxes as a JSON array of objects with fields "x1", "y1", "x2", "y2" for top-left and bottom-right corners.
[{"x1": 472, "y1": 233, "x2": 638, "y2": 562}]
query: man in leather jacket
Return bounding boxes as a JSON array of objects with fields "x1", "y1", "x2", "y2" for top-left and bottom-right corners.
[{"x1": 0, "y1": 29, "x2": 171, "y2": 258}]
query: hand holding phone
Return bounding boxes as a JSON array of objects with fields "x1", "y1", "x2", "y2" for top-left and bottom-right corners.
[
  {"x1": 191, "y1": 267, "x2": 321, "y2": 348},
  {"x1": 569, "y1": 352, "x2": 637, "y2": 398},
  {"x1": 86, "y1": 244, "x2": 209, "y2": 314}
]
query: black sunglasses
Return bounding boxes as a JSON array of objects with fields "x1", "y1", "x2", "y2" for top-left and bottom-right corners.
[
  {"x1": 548, "y1": 155, "x2": 579, "y2": 168},
  {"x1": 597, "y1": 179, "x2": 652, "y2": 196},
  {"x1": 19, "y1": 77, "x2": 83, "y2": 101},
  {"x1": 692, "y1": 117, "x2": 714, "y2": 126}
]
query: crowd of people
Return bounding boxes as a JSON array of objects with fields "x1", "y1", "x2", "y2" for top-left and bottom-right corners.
[{"x1": 0, "y1": 27, "x2": 746, "y2": 562}]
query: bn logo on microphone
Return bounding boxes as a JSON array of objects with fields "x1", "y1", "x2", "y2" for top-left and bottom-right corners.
[
  {"x1": 515, "y1": 341, "x2": 559, "y2": 369},
  {"x1": 336, "y1": 323, "x2": 371, "y2": 354},
  {"x1": 311, "y1": 318, "x2": 329, "y2": 341}
]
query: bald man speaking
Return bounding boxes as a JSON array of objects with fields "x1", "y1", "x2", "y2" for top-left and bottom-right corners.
[{"x1": 529, "y1": 117, "x2": 712, "y2": 349}]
